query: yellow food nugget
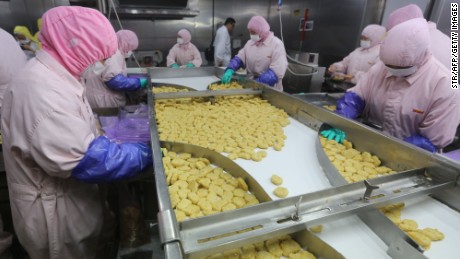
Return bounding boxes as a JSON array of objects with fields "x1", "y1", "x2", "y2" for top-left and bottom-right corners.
[
  {"x1": 233, "y1": 188, "x2": 246, "y2": 197},
  {"x1": 175, "y1": 210, "x2": 187, "y2": 222},
  {"x1": 183, "y1": 204, "x2": 200, "y2": 216},
  {"x1": 223, "y1": 248, "x2": 241, "y2": 257},
  {"x1": 222, "y1": 203, "x2": 237, "y2": 212},
  {"x1": 197, "y1": 200, "x2": 212, "y2": 212},
  {"x1": 197, "y1": 188, "x2": 208, "y2": 197},
  {"x1": 170, "y1": 194, "x2": 180, "y2": 209},
  {"x1": 280, "y1": 239, "x2": 301, "y2": 256},
  {"x1": 187, "y1": 192, "x2": 200, "y2": 204},
  {"x1": 273, "y1": 187, "x2": 289, "y2": 198},
  {"x1": 265, "y1": 239, "x2": 283, "y2": 257},
  {"x1": 237, "y1": 177, "x2": 249, "y2": 191},
  {"x1": 232, "y1": 196, "x2": 246, "y2": 208},
  {"x1": 289, "y1": 250, "x2": 316, "y2": 259},
  {"x1": 254, "y1": 242, "x2": 265, "y2": 251},
  {"x1": 399, "y1": 219, "x2": 418, "y2": 231},
  {"x1": 309, "y1": 224, "x2": 323, "y2": 233},
  {"x1": 198, "y1": 178, "x2": 211, "y2": 188},
  {"x1": 407, "y1": 231, "x2": 431, "y2": 250},
  {"x1": 178, "y1": 189, "x2": 189, "y2": 199},
  {"x1": 421, "y1": 228, "x2": 445, "y2": 241},
  {"x1": 176, "y1": 199, "x2": 192, "y2": 211},
  {"x1": 271, "y1": 175, "x2": 283, "y2": 186},
  {"x1": 255, "y1": 251, "x2": 276, "y2": 259},
  {"x1": 241, "y1": 246, "x2": 257, "y2": 259}
]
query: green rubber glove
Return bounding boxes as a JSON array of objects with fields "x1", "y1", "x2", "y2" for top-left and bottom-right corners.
[
  {"x1": 186, "y1": 63, "x2": 195, "y2": 68},
  {"x1": 320, "y1": 128, "x2": 346, "y2": 143},
  {"x1": 171, "y1": 63, "x2": 180, "y2": 68},
  {"x1": 139, "y1": 78, "x2": 148, "y2": 89},
  {"x1": 221, "y1": 69, "x2": 235, "y2": 84}
]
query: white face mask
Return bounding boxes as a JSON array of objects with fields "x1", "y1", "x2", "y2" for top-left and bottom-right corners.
[
  {"x1": 360, "y1": 40, "x2": 371, "y2": 49},
  {"x1": 177, "y1": 38, "x2": 184, "y2": 44},
  {"x1": 385, "y1": 65, "x2": 418, "y2": 77},
  {"x1": 124, "y1": 51, "x2": 133, "y2": 58},
  {"x1": 250, "y1": 34, "x2": 260, "y2": 42},
  {"x1": 19, "y1": 39, "x2": 30, "y2": 45},
  {"x1": 81, "y1": 62, "x2": 105, "y2": 79}
]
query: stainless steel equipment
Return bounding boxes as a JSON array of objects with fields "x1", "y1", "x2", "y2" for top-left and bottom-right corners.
[{"x1": 147, "y1": 67, "x2": 460, "y2": 259}]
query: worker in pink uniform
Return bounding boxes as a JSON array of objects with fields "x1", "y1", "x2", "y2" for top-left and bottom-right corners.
[
  {"x1": 1, "y1": 6, "x2": 152, "y2": 259},
  {"x1": 166, "y1": 29, "x2": 202, "y2": 68},
  {"x1": 331, "y1": 18, "x2": 459, "y2": 152},
  {"x1": 0, "y1": 27, "x2": 27, "y2": 258},
  {"x1": 85, "y1": 29, "x2": 148, "y2": 108},
  {"x1": 386, "y1": 4, "x2": 450, "y2": 69},
  {"x1": 328, "y1": 24, "x2": 386, "y2": 84},
  {"x1": 221, "y1": 16, "x2": 288, "y2": 91}
]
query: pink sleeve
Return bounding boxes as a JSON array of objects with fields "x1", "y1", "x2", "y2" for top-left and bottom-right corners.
[
  {"x1": 348, "y1": 61, "x2": 382, "y2": 101},
  {"x1": 332, "y1": 50, "x2": 354, "y2": 72},
  {"x1": 269, "y1": 39, "x2": 288, "y2": 81},
  {"x1": 236, "y1": 41, "x2": 250, "y2": 65},
  {"x1": 30, "y1": 110, "x2": 95, "y2": 178},
  {"x1": 101, "y1": 51, "x2": 125, "y2": 82},
  {"x1": 166, "y1": 45, "x2": 178, "y2": 67},
  {"x1": 190, "y1": 44, "x2": 202, "y2": 67},
  {"x1": 419, "y1": 79, "x2": 460, "y2": 148}
]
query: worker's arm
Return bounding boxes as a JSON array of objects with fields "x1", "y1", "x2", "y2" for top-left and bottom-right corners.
[
  {"x1": 257, "y1": 39, "x2": 288, "y2": 86},
  {"x1": 190, "y1": 44, "x2": 203, "y2": 67},
  {"x1": 418, "y1": 77, "x2": 460, "y2": 149},
  {"x1": 166, "y1": 45, "x2": 178, "y2": 67},
  {"x1": 102, "y1": 51, "x2": 147, "y2": 91}
]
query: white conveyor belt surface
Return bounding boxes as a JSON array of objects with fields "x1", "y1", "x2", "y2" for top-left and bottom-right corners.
[{"x1": 153, "y1": 76, "x2": 460, "y2": 259}]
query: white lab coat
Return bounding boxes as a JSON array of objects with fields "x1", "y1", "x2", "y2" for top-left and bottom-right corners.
[{"x1": 213, "y1": 25, "x2": 231, "y2": 67}]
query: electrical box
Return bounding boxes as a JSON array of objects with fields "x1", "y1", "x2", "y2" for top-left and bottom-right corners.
[{"x1": 299, "y1": 19, "x2": 314, "y2": 31}]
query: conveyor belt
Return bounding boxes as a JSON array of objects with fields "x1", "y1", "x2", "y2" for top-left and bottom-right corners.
[{"x1": 151, "y1": 75, "x2": 460, "y2": 259}]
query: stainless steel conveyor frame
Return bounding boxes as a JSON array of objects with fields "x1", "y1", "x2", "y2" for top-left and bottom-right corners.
[{"x1": 147, "y1": 68, "x2": 460, "y2": 259}]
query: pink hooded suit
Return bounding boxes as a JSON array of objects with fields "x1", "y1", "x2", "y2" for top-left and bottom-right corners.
[
  {"x1": 387, "y1": 4, "x2": 450, "y2": 69},
  {"x1": 350, "y1": 18, "x2": 459, "y2": 148},
  {"x1": 1, "y1": 6, "x2": 117, "y2": 259},
  {"x1": 236, "y1": 16, "x2": 288, "y2": 91},
  {"x1": 166, "y1": 29, "x2": 202, "y2": 67},
  {"x1": 331, "y1": 24, "x2": 386, "y2": 84},
  {"x1": 85, "y1": 29, "x2": 139, "y2": 108},
  {"x1": 0, "y1": 27, "x2": 27, "y2": 256}
]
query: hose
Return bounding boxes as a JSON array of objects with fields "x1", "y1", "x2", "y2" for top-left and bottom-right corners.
[{"x1": 278, "y1": 5, "x2": 318, "y2": 76}]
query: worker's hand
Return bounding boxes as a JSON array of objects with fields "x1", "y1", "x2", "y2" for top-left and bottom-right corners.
[
  {"x1": 403, "y1": 135, "x2": 437, "y2": 153},
  {"x1": 320, "y1": 128, "x2": 346, "y2": 143},
  {"x1": 328, "y1": 65, "x2": 336, "y2": 73},
  {"x1": 336, "y1": 92, "x2": 365, "y2": 119},
  {"x1": 139, "y1": 78, "x2": 149, "y2": 89},
  {"x1": 185, "y1": 63, "x2": 195, "y2": 68},
  {"x1": 170, "y1": 63, "x2": 180, "y2": 68},
  {"x1": 221, "y1": 69, "x2": 235, "y2": 84},
  {"x1": 256, "y1": 69, "x2": 278, "y2": 86}
]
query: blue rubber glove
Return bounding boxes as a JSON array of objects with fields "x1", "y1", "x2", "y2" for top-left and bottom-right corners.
[
  {"x1": 256, "y1": 68, "x2": 278, "y2": 86},
  {"x1": 139, "y1": 78, "x2": 148, "y2": 89},
  {"x1": 321, "y1": 128, "x2": 346, "y2": 143},
  {"x1": 403, "y1": 134, "x2": 437, "y2": 152},
  {"x1": 186, "y1": 63, "x2": 195, "y2": 68},
  {"x1": 72, "y1": 136, "x2": 153, "y2": 183},
  {"x1": 221, "y1": 69, "x2": 235, "y2": 84},
  {"x1": 171, "y1": 63, "x2": 180, "y2": 68},
  {"x1": 336, "y1": 92, "x2": 366, "y2": 119},
  {"x1": 227, "y1": 56, "x2": 244, "y2": 71},
  {"x1": 106, "y1": 74, "x2": 143, "y2": 91}
]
